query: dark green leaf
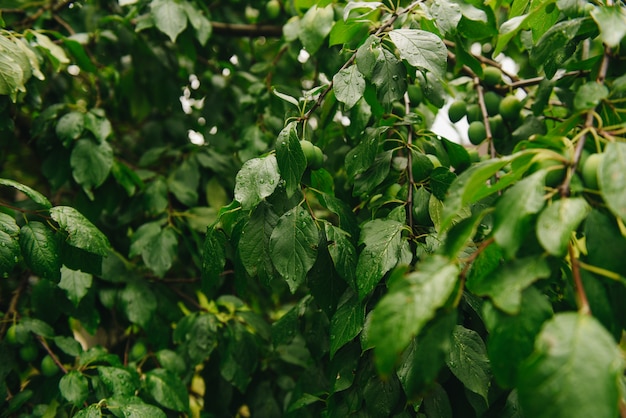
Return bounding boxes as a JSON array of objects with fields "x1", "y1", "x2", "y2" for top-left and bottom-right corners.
[
  {"x1": 369, "y1": 256, "x2": 460, "y2": 375},
  {"x1": 371, "y1": 48, "x2": 406, "y2": 106},
  {"x1": 220, "y1": 323, "x2": 259, "y2": 392},
  {"x1": 55, "y1": 111, "x2": 84, "y2": 143},
  {"x1": 167, "y1": 158, "x2": 199, "y2": 207},
  {"x1": 59, "y1": 266, "x2": 92, "y2": 306},
  {"x1": 105, "y1": 396, "x2": 167, "y2": 418},
  {"x1": 355, "y1": 217, "x2": 405, "y2": 299},
  {"x1": 20, "y1": 317, "x2": 55, "y2": 337},
  {"x1": 59, "y1": 371, "x2": 89, "y2": 406},
  {"x1": 325, "y1": 223, "x2": 357, "y2": 289},
  {"x1": 329, "y1": 291, "x2": 364, "y2": 358},
  {"x1": 50, "y1": 206, "x2": 111, "y2": 256},
  {"x1": 388, "y1": 29, "x2": 447, "y2": 78},
  {"x1": 234, "y1": 155, "x2": 281, "y2": 210},
  {"x1": 269, "y1": 206, "x2": 318, "y2": 293},
  {"x1": 0, "y1": 230, "x2": 20, "y2": 277},
  {"x1": 356, "y1": 35, "x2": 381, "y2": 78},
  {"x1": 446, "y1": 325, "x2": 491, "y2": 402},
  {"x1": 54, "y1": 336, "x2": 83, "y2": 356},
  {"x1": 345, "y1": 127, "x2": 384, "y2": 181},
  {"x1": 536, "y1": 197, "x2": 589, "y2": 256},
  {"x1": 20, "y1": 221, "x2": 61, "y2": 280},
  {"x1": 98, "y1": 366, "x2": 140, "y2": 396},
  {"x1": 239, "y1": 202, "x2": 278, "y2": 279},
  {"x1": 83, "y1": 110, "x2": 112, "y2": 142},
  {"x1": 119, "y1": 280, "x2": 157, "y2": 327},
  {"x1": 129, "y1": 221, "x2": 161, "y2": 258},
  {"x1": 467, "y1": 256, "x2": 551, "y2": 314},
  {"x1": 144, "y1": 176, "x2": 168, "y2": 215},
  {"x1": 275, "y1": 122, "x2": 306, "y2": 197},
  {"x1": 599, "y1": 142, "x2": 626, "y2": 223},
  {"x1": 202, "y1": 226, "x2": 226, "y2": 287},
  {"x1": 0, "y1": 178, "x2": 52, "y2": 208},
  {"x1": 518, "y1": 313, "x2": 623, "y2": 418},
  {"x1": 143, "y1": 227, "x2": 178, "y2": 277},
  {"x1": 574, "y1": 82, "x2": 609, "y2": 111},
  {"x1": 144, "y1": 368, "x2": 189, "y2": 412},
  {"x1": 585, "y1": 209, "x2": 626, "y2": 276}
]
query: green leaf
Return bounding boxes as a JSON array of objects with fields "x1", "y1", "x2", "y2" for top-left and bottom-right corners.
[
  {"x1": 59, "y1": 266, "x2": 92, "y2": 306},
  {"x1": 388, "y1": 29, "x2": 447, "y2": 78},
  {"x1": 482, "y1": 286, "x2": 553, "y2": 388},
  {"x1": 220, "y1": 323, "x2": 259, "y2": 392},
  {"x1": 355, "y1": 217, "x2": 405, "y2": 299},
  {"x1": 0, "y1": 35, "x2": 27, "y2": 100},
  {"x1": 325, "y1": 223, "x2": 357, "y2": 289},
  {"x1": 20, "y1": 221, "x2": 61, "y2": 280},
  {"x1": 119, "y1": 280, "x2": 157, "y2": 327},
  {"x1": 518, "y1": 313, "x2": 623, "y2": 418},
  {"x1": 371, "y1": 48, "x2": 406, "y2": 106},
  {"x1": 369, "y1": 256, "x2": 460, "y2": 375},
  {"x1": 467, "y1": 256, "x2": 551, "y2": 314},
  {"x1": 329, "y1": 292, "x2": 364, "y2": 358},
  {"x1": 298, "y1": 5, "x2": 334, "y2": 54},
  {"x1": 202, "y1": 226, "x2": 226, "y2": 287},
  {"x1": 239, "y1": 202, "x2": 279, "y2": 280},
  {"x1": 129, "y1": 221, "x2": 161, "y2": 258},
  {"x1": 536, "y1": 197, "x2": 589, "y2": 256},
  {"x1": 145, "y1": 227, "x2": 177, "y2": 277},
  {"x1": 181, "y1": 1, "x2": 212, "y2": 45},
  {"x1": 175, "y1": 313, "x2": 219, "y2": 364},
  {"x1": 59, "y1": 371, "x2": 89, "y2": 406},
  {"x1": 397, "y1": 312, "x2": 457, "y2": 399},
  {"x1": 167, "y1": 158, "x2": 199, "y2": 207},
  {"x1": 345, "y1": 127, "x2": 383, "y2": 181},
  {"x1": 429, "y1": 0, "x2": 462, "y2": 36},
  {"x1": 111, "y1": 161, "x2": 143, "y2": 196},
  {"x1": 50, "y1": 206, "x2": 111, "y2": 256},
  {"x1": 33, "y1": 32, "x2": 70, "y2": 70},
  {"x1": 54, "y1": 335, "x2": 83, "y2": 356},
  {"x1": 56, "y1": 111, "x2": 85, "y2": 143},
  {"x1": 0, "y1": 212, "x2": 19, "y2": 236},
  {"x1": 234, "y1": 155, "x2": 281, "y2": 210},
  {"x1": 70, "y1": 139, "x2": 114, "y2": 198},
  {"x1": 356, "y1": 35, "x2": 381, "y2": 78},
  {"x1": 73, "y1": 404, "x2": 102, "y2": 418},
  {"x1": 105, "y1": 396, "x2": 167, "y2": 418},
  {"x1": 573, "y1": 82, "x2": 609, "y2": 111},
  {"x1": 275, "y1": 122, "x2": 306, "y2": 197},
  {"x1": 0, "y1": 230, "x2": 20, "y2": 278},
  {"x1": 144, "y1": 176, "x2": 169, "y2": 215},
  {"x1": 492, "y1": 171, "x2": 546, "y2": 259},
  {"x1": 591, "y1": 5, "x2": 626, "y2": 48},
  {"x1": 529, "y1": 18, "x2": 583, "y2": 78},
  {"x1": 333, "y1": 65, "x2": 366, "y2": 110},
  {"x1": 151, "y1": 0, "x2": 188, "y2": 42},
  {"x1": 446, "y1": 325, "x2": 491, "y2": 402},
  {"x1": 20, "y1": 317, "x2": 55, "y2": 337},
  {"x1": 84, "y1": 110, "x2": 112, "y2": 142},
  {"x1": 97, "y1": 366, "x2": 140, "y2": 396},
  {"x1": 144, "y1": 368, "x2": 189, "y2": 412},
  {"x1": 0, "y1": 178, "x2": 52, "y2": 208},
  {"x1": 269, "y1": 206, "x2": 318, "y2": 293},
  {"x1": 599, "y1": 142, "x2": 626, "y2": 223}
]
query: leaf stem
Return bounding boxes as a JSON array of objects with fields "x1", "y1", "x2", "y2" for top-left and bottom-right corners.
[{"x1": 568, "y1": 241, "x2": 591, "y2": 315}]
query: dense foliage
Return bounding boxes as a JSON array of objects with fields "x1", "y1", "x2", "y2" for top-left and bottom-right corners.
[{"x1": 1, "y1": 0, "x2": 626, "y2": 416}]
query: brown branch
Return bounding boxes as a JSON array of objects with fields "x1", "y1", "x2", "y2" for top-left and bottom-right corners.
[
  {"x1": 36, "y1": 335, "x2": 69, "y2": 374},
  {"x1": 404, "y1": 93, "x2": 415, "y2": 233},
  {"x1": 569, "y1": 242, "x2": 590, "y2": 315},
  {"x1": 210, "y1": 22, "x2": 283, "y2": 38}
]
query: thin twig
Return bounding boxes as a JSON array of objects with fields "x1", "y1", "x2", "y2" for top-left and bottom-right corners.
[{"x1": 569, "y1": 242, "x2": 590, "y2": 315}]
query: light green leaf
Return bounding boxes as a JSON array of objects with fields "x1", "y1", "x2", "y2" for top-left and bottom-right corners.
[
  {"x1": 591, "y1": 5, "x2": 626, "y2": 48},
  {"x1": 0, "y1": 212, "x2": 19, "y2": 236},
  {"x1": 371, "y1": 48, "x2": 406, "y2": 106},
  {"x1": 467, "y1": 256, "x2": 551, "y2": 314},
  {"x1": 342, "y1": 1, "x2": 382, "y2": 21},
  {"x1": 275, "y1": 122, "x2": 307, "y2": 197},
  {"x1": 151, "y1": 0, "x2": 188, "y2": 42},
  {"x1": 0, "y1": 230, "x2": 20, "y2": 278},
  {"x1": 144, "y1": 369, "x2": 189, "y2": 412},
  {"x1": 143, "y1": 227, "x2": 178, "y2": 277},
  {"x1": 20, "y1": 221, "x2": 61, "y2": 280},
  {"x1": 54, "y1": 336, "x2": 83, "y2": 356},
  {"x1": 493, "y1": 171, "x2": 546, "y2": 259},
  {"x1": 59, "y1": 371, "x2": 89, "y2": 406},
  {"x1": 530, "y1": 18, "x2": 583, "y2": 78},
  {"x1": 388, "y1": 29, "x2": 447, "y2": 78},
  {"x1": 355, "y1": 218, "x2": 405, "y2": 299},
  {"x1": 119, "y1": 280, "x2": 157, "y2": 326},
  {"x1": 33, "y1": 32, "x2": 70, "y2": 70},
  {"x1": 239, "y1": 202, "x2": 279, "y2": 279},
  {"x1": 329, "y1": 292, "x2": 364, "y2": 358},
  {"x1": 50, "y1": 206, "x2": 111, "y2": 256},
  {"x1": 0, "y1": 34, "x2": 29, "y2": 100},
  {"x1": 536, "y1": 197, "x2": 589, "y2": 256},
  {"x1": 447, "y1": 325, "x2": 491, "y2": 402},
  {"x1": 574, "y1": 82, "x2": 609, "y2": 111},
  {"x1": 269, "y1": 206, "x2": 318, "y2": 293},
  {"x1": 518, "y1": 313, "x2": 623, "y2": 418},
  {"x1": 73, "y1": 404, "x2": 102, "y2": 418},
  {"x1": 59, "y1": 266, "x2": 92, "y2": 306},
  {"x1": 333, "y1": 65, "x2": 366, "y2": 109},
  {"x1": 369, "y1": 255, "x2": 460, "y2": 375},
  {"x1": 71, "y1": 139, "x2": 114, "y2": 198},
  {"x1": 429, "y1": 0, "x2": 462, "y2": 35},
  {"x1": 105, "y1": 396, "x2": 167, "y2": 418},
  {"x1": 181, "y1": 1, "x2": 212, "y2": 45},
  {"x1": 298, "y1": 5, "x2": 334, "y2": 54},
  {"x1": 97, "y1": 366, "x2": 140, "y2": 396},
  {"x1": 482, "y1": 287, "x2": 553, "y2": 388},
  {"x1": 0, "y1": 178, "x2": 52, "y2": 208},
  {"x1": 234, "y1": 155, "x2": 281, "y2": 210},
  {"x1": 84, "y1": 110, "x2": 112, "y2": 142},
  {"x1": 599, "y1": 142, "x2": 626, "y2": 223},
  {"x1": 56, "y1": 111, "x2": 85, "y2": 143}
]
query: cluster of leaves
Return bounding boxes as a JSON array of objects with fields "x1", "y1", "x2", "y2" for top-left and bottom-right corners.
[{"x1": 1, "y1": 0, "x2": 626, "y2": 417}]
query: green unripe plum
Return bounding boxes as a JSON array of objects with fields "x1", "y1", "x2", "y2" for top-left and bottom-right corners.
[
  {"x1": 530, "y1": 159, "x2": 566, "y2": 187},
  {"x1": 266, "y1": 0, "x2": 280, "y2": 19},
  {"x1": 40, "y1": 355, "x2": 59, "y2": 377},
  {"x1": 385, "y1": 183, "x2": 402, "y2": 199},
  {"x1": 407, "y1": 84, "x2": 423, "y2": 105},
  {"x1": 482, "y1": 66, "x2": 502, "y2": 87},
  {"x1": 488, "y1": 115, "x2": 505, "y2": 138},
  {"x1": 499, "y1": 95, "x2": 522, "y2": 121},
  {"x1": 582, "y1": 152, "x2": 603, "y2": 189},
  {"x1": 466, "y1": 104, "x2": 481, "y2": 123},
  {"x1": 6, "y1": 325, "x2": 18, "y2": 344},
  {"x1": 483, "y1": 91, "x2": 501, "y2": 116},
  {"x1": 19, "y1": 343, "x2": 38, "y2": 363},
  {"x1": 448, "y1": 100, "x2": 467, "y2": 123},
  {"x1": 468, "y1": 148, "x2": 480, "y2": 163},
  {"x1": 468, "y1": 121, "x2": 487, "y2": 145},
  {"x1": 130, "y1": 341, "x2": 147, "y2": 361}
]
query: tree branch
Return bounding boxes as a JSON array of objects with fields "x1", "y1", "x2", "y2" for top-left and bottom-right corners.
[{"x1": 210, "y1": 22, "x2": 283, "y2": 38}]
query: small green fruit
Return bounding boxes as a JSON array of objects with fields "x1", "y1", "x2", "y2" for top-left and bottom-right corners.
[
  {"x1": 466, "y1": 104, "x2": 481, "y2": 123},
  {"x1": 582, "y1": 152, "x2": 603, "y2": 189},
  {"x1": 310, "y1": 145, "x2": 324, "y2": 170},
  {"x1": 266, "y1": 0, "x2": 280, "y2": 19},
  {"x1": 468, "y1": 121, "x2": 487, "y2": 145},
  {"x1": 130, "y1": 341, "x2": 147, "y2": 361},
  {"x1": 482, "y1": 67, "x2": 502, "y2": 87},
  {"x1": 6, "y1": 325, "x2": 18, "y2": 344},
  {"x1": 468, "y1": 148, "x2": 480, "y2": 163},
  {"x1": 499, "y1": 95, "x2": 522, "y2": 121},
  {"x1": 385, "y1": 183, "x2": 402, "y2": 199},
  {"x1": 407, "y1": 84, "x2": 423, "y2": 105},
  {"x1": 448, "y1": 100, "x2": 467, "y2": 123},
  {"x1": 530, "y1": 159, "x2": 566, "y2": 187},
  {"x1": 19, "y1": 343, "x2": 38, "y2": 363},
  {"x1": 484, "y1": 91, "x2": 501, "y2": 116},
  {"x1": 40, "y1": 355, "x2": 59, "y2": 377}
]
